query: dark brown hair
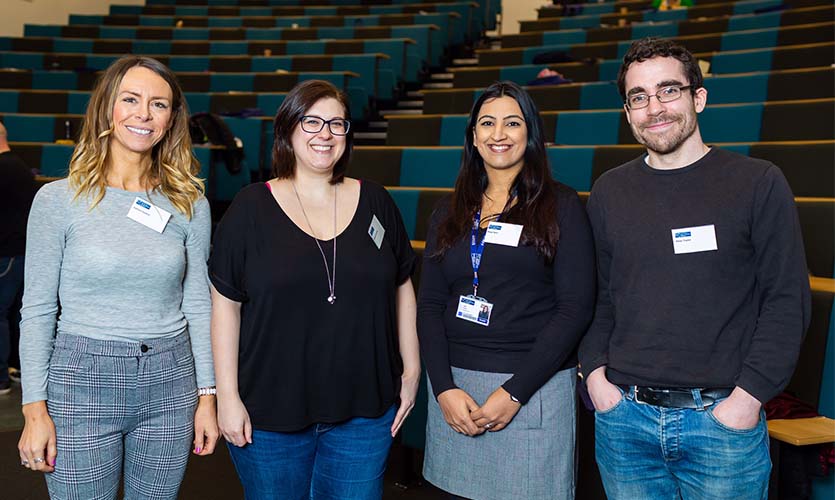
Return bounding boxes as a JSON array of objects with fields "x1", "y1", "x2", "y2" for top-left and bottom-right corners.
[
  {"x1": 617, "y1": 37, "x2": 704, "y2": 100},
  {"x1": 271, "y1": 79, "x2": 353, "y2": 183},
  {"x1": 433, "y1": 81, "x2": 560, "y2": 263}
]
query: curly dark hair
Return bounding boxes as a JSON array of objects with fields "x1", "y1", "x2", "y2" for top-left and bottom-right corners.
[{"x1": 616, "y1": 37, "x2": 704, "y2": 100}]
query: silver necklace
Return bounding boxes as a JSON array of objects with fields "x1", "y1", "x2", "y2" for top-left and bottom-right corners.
[{"x1": 291, "y1": 181, "x2": 337, "y2": 305}]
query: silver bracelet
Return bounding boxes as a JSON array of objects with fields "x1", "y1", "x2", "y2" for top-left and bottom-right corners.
[{"x1": 197, "y1": 386, "x2": 217, "y2": 397}]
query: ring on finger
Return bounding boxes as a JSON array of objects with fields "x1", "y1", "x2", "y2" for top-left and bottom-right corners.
[
  {"x1": 484, "y1": 422, "x2": 493, "y2": 429},
  {"x1": 33, "y1": 457, "x2": 45, "y2": 464},
  {"x1": 20, "y1": 460, "x2": 29, "y2": 467}
]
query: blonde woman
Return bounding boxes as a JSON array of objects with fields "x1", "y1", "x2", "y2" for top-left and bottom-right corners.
[{"x1": 17, "y1": 55, "x2": 218, "y2": 500}]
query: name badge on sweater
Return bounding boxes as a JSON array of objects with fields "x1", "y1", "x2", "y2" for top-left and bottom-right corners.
[
  {"x1": 127, "y1": 197, "x2": 171, "y2": 234},
  {"x1": 483, "y1": 222, "x2": 523, "y2": 247},
  {"x1": 368, "y1": 215, "x2": 385, "y2": 249},
  {"x1": 671, "y1": 224, "x2": 717, "y2": 254}
]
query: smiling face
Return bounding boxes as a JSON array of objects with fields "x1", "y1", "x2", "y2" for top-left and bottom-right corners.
[
  {"x1": 109, "y1": 66, "x2": 173, "y2": 162},
  {"x1": 473, "y1": 95, "x2": 528, "y2": 175},
  {"x1": 623, "y1": 56, "x2": 706, "y2": 156},
  {"x1": 290, "y1": 97, "x2": 347, "y2": 176}
]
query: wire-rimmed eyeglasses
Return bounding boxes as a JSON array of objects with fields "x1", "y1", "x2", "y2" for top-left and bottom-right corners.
[
  {"x1": 625, "y1": 85, "x2": 693, "y2": 110},
  {"x1": 299, "y1": 115, "x2": 351, "y2": 136}
]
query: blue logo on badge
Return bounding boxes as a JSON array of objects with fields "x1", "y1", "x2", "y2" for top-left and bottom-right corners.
[
  {"x1": 675, "y1": 231, "x2": 691, "y2": 238},
  {"x1": 488, "y1": 224, "x2": 501, "y2": 231},
  {"x1": 462, "y1": 298, "x2": 475, "y2": 305},
  {"x1": 136, "y1": 200, "x2": 151, "y2": 210}
]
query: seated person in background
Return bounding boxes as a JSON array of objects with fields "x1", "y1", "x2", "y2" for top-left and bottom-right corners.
[{"x1": 0, "y1": 122, "x2": 36, "y2": 396}]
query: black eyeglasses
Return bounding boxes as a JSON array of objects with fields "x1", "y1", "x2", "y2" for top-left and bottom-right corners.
[
  {"x1": 625, "y1": 85, "x2": 693, "y2": 110},
  {"x1": 299, "y1": 116, "x2": 351, "y2": 136}
]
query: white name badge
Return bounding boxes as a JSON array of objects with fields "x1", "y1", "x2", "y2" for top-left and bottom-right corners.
[
  {"x1": 368, "y1": 214, "x2": 385, "y2": 249},
  {"x1": 456, "y1": 295, "x2": 493, "y2": 327},
  {"x1": 671, "y1": 224, "x2": 718, "y2": 254},
  {"x1": 127, "y1": 197, "x2": 171, "y2": 234},
  {"x1": 483, "y1": 222, "x2": 523, "y2": 247}
]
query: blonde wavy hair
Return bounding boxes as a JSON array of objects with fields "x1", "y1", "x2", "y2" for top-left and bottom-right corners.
[{"x1": 68, "y1": 55, "x2": 204, "y2": 218}]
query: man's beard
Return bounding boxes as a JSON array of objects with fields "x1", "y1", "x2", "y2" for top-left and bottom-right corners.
[{"x1": 631, "y1": 112, "x2": 697, "y2": 155}]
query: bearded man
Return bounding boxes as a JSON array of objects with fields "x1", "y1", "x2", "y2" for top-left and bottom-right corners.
[{"x1": 578, "y1": 37, "x2": 811, "y2": 500}]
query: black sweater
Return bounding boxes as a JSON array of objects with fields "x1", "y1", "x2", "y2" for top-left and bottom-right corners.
[
  {"x1": 578, "y1": 148, "x2": 811, "y2": 404},
  {"x1": 417, "y1": 183, "x2": 596, "y2": 404}
]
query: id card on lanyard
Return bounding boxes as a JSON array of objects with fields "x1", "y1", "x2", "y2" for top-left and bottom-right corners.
[{"x1": 456, "y1": 209, "x2": 494, "y2": 326}]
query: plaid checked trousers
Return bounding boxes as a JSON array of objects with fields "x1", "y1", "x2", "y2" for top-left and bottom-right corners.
[{"x1": 45, "y1": 332, "x2": 198, "y2": 500}]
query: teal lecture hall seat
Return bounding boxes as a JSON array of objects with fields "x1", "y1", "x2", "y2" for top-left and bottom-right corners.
[{"x1": 3, "y1": 0, "x2": 833, "y2": 498}]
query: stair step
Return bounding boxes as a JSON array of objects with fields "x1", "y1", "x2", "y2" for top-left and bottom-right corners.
[
  {"x1": 353, "y1": 132, "x2": 387, "y2": 140},
  {"x1": 430, "y1": 73, "x2": 453, "y2": 80},
  {"x1": 422, "y1": 82, "x2": 453, "y2": 89},
  {"x1": 397, "y1": 100, "x2": 424, "y2": 108},
  {"x1": 406, "y1": 90, "x2": 424, "y2": 98},
  {"x1": 452, "y1": 58, "x2": 478, "y2": 65},
  {"x1": 368, "y1": 121, "x2": 388, "y2": 129},
  {"x1": 379, "y1": 109, "x2": 423, "y2": 116}
]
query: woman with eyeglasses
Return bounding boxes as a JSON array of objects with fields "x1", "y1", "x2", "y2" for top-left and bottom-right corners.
[{"x1": 209, "y1": 80, "x2": 420, "y2": 499}]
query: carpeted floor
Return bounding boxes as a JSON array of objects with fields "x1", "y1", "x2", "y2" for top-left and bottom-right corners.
[{"x1": 0, "y1": 430, "x2": 447, "y2": 499}]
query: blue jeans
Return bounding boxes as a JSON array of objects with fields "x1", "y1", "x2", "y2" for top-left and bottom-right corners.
[
  {"x1": 595, "y1": 386, "x2": 771, "y2": 500},
  {"x1": 0, "y1": 256, "x2": 24, "y2": 383},
  {"x1": 228, "y1": 405, "x2": 396, "y2": 500}
]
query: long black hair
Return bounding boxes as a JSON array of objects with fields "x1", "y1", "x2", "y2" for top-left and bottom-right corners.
[{"x1": 434, "y1": 81, "x2": 560, "y2": 262}]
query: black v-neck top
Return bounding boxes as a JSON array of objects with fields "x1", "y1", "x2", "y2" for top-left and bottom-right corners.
[{"x1": 209, "y1": 180, "x2": 416, "y2": 431}]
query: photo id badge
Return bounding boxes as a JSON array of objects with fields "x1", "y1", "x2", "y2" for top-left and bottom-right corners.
[
  {"x1": 368, "y1": 214, "x2": 385, "y2": 249},
  {"x1": 671, "y1": 224, "x2": 718, "y2": 254},
  {"x1": 127, "y1": 197, "x2": 171, "y2": 234},
  {"x1": 456, "y1": 295, "x2": 493, "y2": 327}
]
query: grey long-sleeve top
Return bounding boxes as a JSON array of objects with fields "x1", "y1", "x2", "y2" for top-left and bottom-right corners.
[{"x1": 20, "y1": 179, "x2": 214, "y2": 404}]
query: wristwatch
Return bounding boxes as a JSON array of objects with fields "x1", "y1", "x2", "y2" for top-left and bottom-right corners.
[{"x1": 198, "y1": 386, "x2": 217, "y2": 396}]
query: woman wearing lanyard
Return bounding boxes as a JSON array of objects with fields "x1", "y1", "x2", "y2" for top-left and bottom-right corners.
[
  {"x1": 209, "y1": 80, "x2": 420, "y2": 499},
  {"x1": 417, "y1": 81, "x2": 596, "y2": 500}
]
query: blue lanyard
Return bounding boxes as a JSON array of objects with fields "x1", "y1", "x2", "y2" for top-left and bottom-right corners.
[{"x1": 470, "y1": 210, "x2": 493, "y2": 297}]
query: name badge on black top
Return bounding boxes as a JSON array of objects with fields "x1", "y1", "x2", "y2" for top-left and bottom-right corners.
[
  {"x1": 368, "y1": 214, "x2": 385, "y2": 249},
  {"x1": 671, "y1": 224, "x2": 717, "y2": 254},
  {"x1": 127, "y1": 197, "x2": 171, "y2": 234}
]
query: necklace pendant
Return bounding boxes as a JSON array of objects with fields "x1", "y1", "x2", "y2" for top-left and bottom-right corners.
[{"x1": 327, "y1": 295, "x2": 336, "y2": 304}]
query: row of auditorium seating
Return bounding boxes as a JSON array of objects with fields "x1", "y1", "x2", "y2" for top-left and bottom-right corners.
[
  {"x1": 16, "y1": 138, "x2": 832, "y2": 196},
  {"x1": 389, "y1": 98, "x2": 835, "y2": 145},
  {"x1": 22, "y1": 24, "x2": 442, "y2": 67},
  {"x1": 0, "y1": 37, "x2": 424, "y2": 83},
  {"x1": 63, "y1": 11, "x2": 467, "y2": 46},
  {"x1": 450, "y1": 42, "x2": 832, "y2": 88},
  {"x1": 478, "y1": 21, "x2": 834, "y2": 66},
  {"x1": 137, "y1": 0, "x2": 499, "y2": 26},
  {"x1": 502, "y1": 4, "x2": 833, "y2": 48},
  {"x1": 382, "y1": 186, "x2": 834, "y2": 280},
  {"x1": 423, "y1": 65, "x2": 835, "y2": 114},
  {"x1": 520, "y1": 0, "x2": 826, "y2": 31},
  {"x1": 430, "y1": 62, "x2": 832, "y2": 109},
  {"x1": 8, "y1": 97, "x2": 829, "y2": 183},
  {"x1": 0, "y1": 51, "x2": 392, "y2": 101},
  {"x1": 0, "y1": 69, "x2": 357, "y2": 93}
]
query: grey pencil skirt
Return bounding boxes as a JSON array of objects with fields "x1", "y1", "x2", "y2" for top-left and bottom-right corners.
[{"x1": 424, "y1": 366, "x2": 577, "y2": 500}]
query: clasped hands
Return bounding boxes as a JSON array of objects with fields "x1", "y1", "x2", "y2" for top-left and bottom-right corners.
[{"x1": 437, "y1": 386, "x2": 521, "y2": 436}]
